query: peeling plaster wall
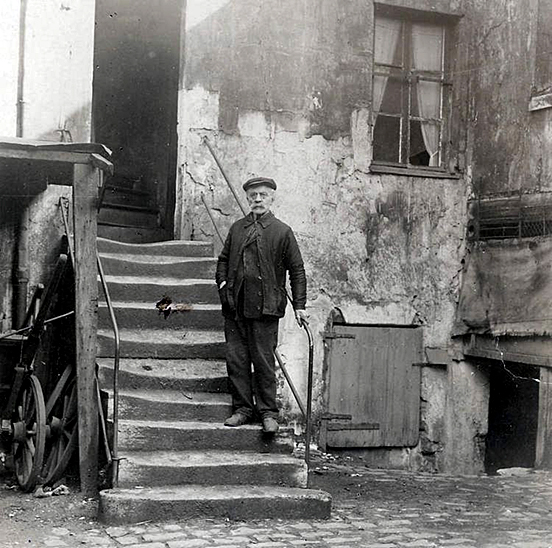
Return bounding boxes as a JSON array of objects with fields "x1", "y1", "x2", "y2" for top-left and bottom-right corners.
[
  {"x1": 0, "y1": 0, "x2": 96, "y2": 328},
  {"x1": 459, "y1": 0, "x2": 541, "y2": 195},
  {"x1": 175, "y1": 0, "x2": 494, "y2": 473}
]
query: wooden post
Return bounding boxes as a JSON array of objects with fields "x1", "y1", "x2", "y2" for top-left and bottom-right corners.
[
  {"x1": 73, "y1": 162, "x2": 99, "y2": 496},
  {"x1": 536, "y1": 367, "x2": 552, "y2": 468}
]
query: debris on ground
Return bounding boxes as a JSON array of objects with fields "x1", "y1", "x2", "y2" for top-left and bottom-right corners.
[{"x1": 33, "y1": 484, "x2": 70, "y2": 498}]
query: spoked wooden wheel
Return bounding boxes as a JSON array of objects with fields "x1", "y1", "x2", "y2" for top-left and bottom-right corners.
[
  {"x1": 42, "y1": 366, "x2": 78, "y2": 486},
  {"x1": 11, "y1": 374, "x2": 47, "y2": 492}
]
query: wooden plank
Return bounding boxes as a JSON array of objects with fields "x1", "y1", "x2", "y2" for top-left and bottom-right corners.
[
  {"x1": 73, "y1": 163, "x2": 99, "y2": 496},
  {"x1": 90, "y1": 153, "x2": 114, "y2": 175},
  {"x1": 326, "y1": 326, "x2": 422, "y2": 448},
  {"x1": 0, "y1": 148, "x2": 91, "y2": 165},
  {"x1": 536, "y1": 368, "x2": 552, "y2": 468}
]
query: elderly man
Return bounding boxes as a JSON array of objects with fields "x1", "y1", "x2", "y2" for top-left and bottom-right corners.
[{"x1": 215, "y1": 176, "x2": 308, "y2": 434}]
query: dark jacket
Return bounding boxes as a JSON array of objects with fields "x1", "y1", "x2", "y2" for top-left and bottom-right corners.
[{"x1": 216, "y1": 211, "x2": 306, "y2": 318}]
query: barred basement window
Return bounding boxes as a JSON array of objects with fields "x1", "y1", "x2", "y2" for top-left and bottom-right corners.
[{"x1": 372, "y1": 9, "x2": 453, "y2": 172}]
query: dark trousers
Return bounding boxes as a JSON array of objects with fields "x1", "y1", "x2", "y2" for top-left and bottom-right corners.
[{"x1": 224, "y1": 315, "x2": 279, "y2": 419}]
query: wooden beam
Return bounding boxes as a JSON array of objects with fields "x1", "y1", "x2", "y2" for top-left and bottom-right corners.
[
  {"x1": 0, "y1": 148, "x2": 91, "y2": 165},
  {"x1": 536, "y1": 368, "x2": 552, "y2": 468},
  {"x1": 90, "y1": 153, "x2": 114, "y2": 175},
  {"x1": 73, "y1": 163, "x2": 99, "y2": 496},
  {"x1": 464, "y1": 338, "x2": 552, "y2": 369}
]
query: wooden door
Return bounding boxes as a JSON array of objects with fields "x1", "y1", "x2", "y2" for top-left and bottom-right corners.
[{"x1": 324, "y1": 325, "x2": 422, "y2": 448}]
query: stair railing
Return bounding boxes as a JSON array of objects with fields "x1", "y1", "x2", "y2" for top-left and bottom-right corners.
[
  {"x1": 96, "y1": 253, "x2": 121, "y2": 487},
  {"x1": 200, "y1": 136, "x2": 315, "y2": 468},
  {"x1": 59, "y1": 196, "x2": 121, "y2": 487}
]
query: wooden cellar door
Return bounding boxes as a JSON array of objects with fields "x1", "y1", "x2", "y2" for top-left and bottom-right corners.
[{"x1": 322, "y1": 325, "x2": 423, "y2": 449}]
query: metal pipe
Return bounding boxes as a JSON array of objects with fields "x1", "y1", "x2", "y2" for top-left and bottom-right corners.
[
  {"x1": 202, "y1": 136, "x2": 248, "y2": 216},
  {"x1": 15, "y1": 207, "x2": 30, "y2": 329},
  {"x1": 16, "y1": 0, "x2": 28, "y2": 137}
]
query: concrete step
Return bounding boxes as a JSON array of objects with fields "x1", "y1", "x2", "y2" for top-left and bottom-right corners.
[
  {"x1": 98, "y1": 253, "x2": 216, "y2": 279},
  {"x1": 98, "y1": 206, "x2": 159, "y2": 229},
  {"x1": 97, "y1": 226, "x2": 169, "y2": 243},
  {"x1": 97, "y1": 358, "x2": 228, "y2": 393},
  {"x1": 97, "y1": 329, "x2": 226, "y2": 359},
  {"x1": 117, "y1": 419, "x2": 295, "y2": 453},
  {"x1": 97, "y1": 237, "x2": 214, "y2": 258},
  {"x1": 98, "y1": 302, "x2": 223, "y2": 331},
  {"x1": 116, "y1": 450, "x2": 307, "y2": 488},
  {"x1": 113, "y1": 389, "x2": 232, "y2": 422},
  {"x1": 99, "y1": 484, "x2": 331, "y2": 524},
  {"x1": 98, "y1": 276, "x2": 219, "y2": 304}
]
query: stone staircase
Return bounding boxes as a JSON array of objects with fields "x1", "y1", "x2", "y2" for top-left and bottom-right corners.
[
  {"x1": 95, "y1": 237, "x2": 331, "y2": 524},
  {"x1": 98, "y1": 177, "x2": 167, "y2": 243}
]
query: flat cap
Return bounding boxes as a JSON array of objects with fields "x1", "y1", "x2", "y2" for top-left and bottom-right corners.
[{"x1": 243, "y1": 177, "x2": 277, "y2": 191}]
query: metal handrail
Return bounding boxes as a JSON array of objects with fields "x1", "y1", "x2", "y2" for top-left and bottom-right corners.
[
  {"x1": 96, "y1": 253, "x2": 121, "y2": 485},
  {"x1": 200, "y1": 137, "x2": 315, "y2": 467}
]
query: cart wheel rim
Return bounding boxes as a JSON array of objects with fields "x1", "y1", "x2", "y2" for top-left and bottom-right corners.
[
  {"x1": 11, "y1": 375, "x2": 46, "y2": 492},
  {"x1": 42, "y1": 369, "x2": 78, "y2": 486}
]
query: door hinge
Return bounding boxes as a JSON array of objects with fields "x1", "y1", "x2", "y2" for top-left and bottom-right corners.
[
  {"x1": 327, "y1": 422, "x2": 380, "y2": 432},
  {"x1": 323, "y1": 332, "x2": 356, "y2": 340}
]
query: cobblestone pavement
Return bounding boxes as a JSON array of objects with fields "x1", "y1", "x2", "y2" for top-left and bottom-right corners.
[{"x1": 3, "y1": 456, "x2": 552, "y2": 548}]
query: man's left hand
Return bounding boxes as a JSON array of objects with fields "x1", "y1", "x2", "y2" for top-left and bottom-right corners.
[{"x1": 295, "y1": 309, "x2": 309, "y2": 327}]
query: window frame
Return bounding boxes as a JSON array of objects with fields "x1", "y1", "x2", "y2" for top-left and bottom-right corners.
[{"x1": 371, "y1": 4, "x2": 459, "y2": 178}]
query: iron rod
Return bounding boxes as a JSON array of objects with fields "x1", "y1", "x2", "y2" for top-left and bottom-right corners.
[
  {"x1": 97, "y1": 252, "x2": 121, "y2": 487},
  {"x1": 202, "y1": 136, "x2": 248, "y2": 216},
  {"x1": 274, "y1": 349, "x2": 307, "y2": 417},
  {"x1": 200, "y1": 193, "x2": 225, "y2": 244}
]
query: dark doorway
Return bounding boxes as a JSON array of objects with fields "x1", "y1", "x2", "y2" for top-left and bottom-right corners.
[
  {"x1": 92, "y1": 0, "x2": 183, "y2": 241},
  {"x1": 485, "y1": 361, "x2": 539, "y2": 474}
]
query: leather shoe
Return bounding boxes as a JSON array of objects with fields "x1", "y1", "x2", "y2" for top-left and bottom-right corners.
[
  {"x1": 224, "y1": 413, "x2": 250, "y2": 427},
  {"x1": 262, "y1": 416, "x2": 279, "y2": 434}
]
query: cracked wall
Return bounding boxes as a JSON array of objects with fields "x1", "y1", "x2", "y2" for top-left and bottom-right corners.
[{"x1": 175, "y1": 0, "x2": 499, "y2": 474}]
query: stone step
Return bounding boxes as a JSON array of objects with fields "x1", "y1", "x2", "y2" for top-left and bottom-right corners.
[
  {"x1": 98, "y1": 276, "x2": 219, "y2": 304},
  {"x1": 101, "y1": 186, "x2": 154, "y2": 209},
  {"x1": 97, "y1": 302, "x2": 223, "y2": 331},
  {"x1": 98, "y1": 206, "x2": 159, "y2": 229},
  {"x1": 116, "y1": 450, "x2": 307, "y2": 488},
  {"x1": 98, "y1": 253, "x2": 216, "y2": 279},
  {"x1": 97, "y1": 226, "x2": 169, "y2": 243},
  {"x1": 97, "y1": 329, "x2": 226, "y2": 359},
  {"x1": 113, "y1": 389, "x2": 232, "y2": 422},
  {"x1": 97, "y1": 358, "x2": 228, "y2": 393},
  {"x1": 117, "y1": 419, "x2": 295, "y2": 453},
  {"x1": 97, "y1": 237, "x2": 214, "y2": 258},
  {"x1": 99, "y1": 484, "x2": 331, "y2": 524}
]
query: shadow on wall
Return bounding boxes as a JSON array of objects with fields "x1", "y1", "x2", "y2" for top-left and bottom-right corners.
[{"x1": 185, "y1": 0, "x2": 372, "y2": 138}]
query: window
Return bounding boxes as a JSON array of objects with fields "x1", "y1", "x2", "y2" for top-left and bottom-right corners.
[{"x1": 372, "y1": 10, "x2": 452, "y2": 172}]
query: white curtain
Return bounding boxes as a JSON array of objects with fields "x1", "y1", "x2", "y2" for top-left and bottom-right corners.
[
  {"x1": 373, "y1": 17, "x2": 401, "y2": 121},
  {"x1": 411, "y1": 23, "x2": 444, "y2": 166}
]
